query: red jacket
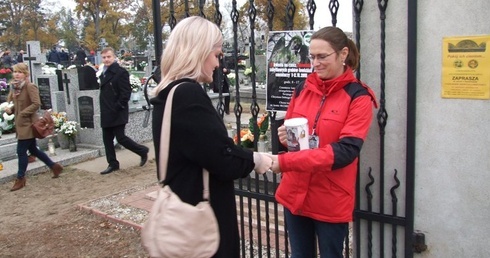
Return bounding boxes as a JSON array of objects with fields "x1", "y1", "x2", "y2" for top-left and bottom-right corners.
[{"x1": 276, "y1": 68, "x2": 377, "y2": 223}]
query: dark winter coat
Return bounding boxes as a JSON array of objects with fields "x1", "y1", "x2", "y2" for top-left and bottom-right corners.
[
  {"x1": 150, "y1": 79, "x2": 256, "y2": 258},
  {"x1": 75, "y1": 49, "x2": 87, "y2": 65},
  {"x1": 16, "y1": 53, "x2": 23, "y2": 63},
  {"x1": 47, "y1": 50, "x2": 61, "y2": 64},
  {"x1": 99, "y1": 62, "x2": 131, "y2": 128},
  {"x1": 1, "y1": 54, "x2": 14, "y2": 68}
]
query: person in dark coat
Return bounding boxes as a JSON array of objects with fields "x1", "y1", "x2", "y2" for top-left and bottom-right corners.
[
  {"x1": 16, "y1": 50, "x2": 24, "y2": 63},
  {"x1": 1, "y1": 50, "x2": 15, "y2": 68},
  {"x1": 59, "y1": 48, "x2": 70, "y2": 67},
  {"x1": 211, "y1": 67, "x2": 231, "y2": 114},
  {"x1": 75, "y1": 47, "x2": 87, "y2": 66},
  {"x1": 47, "y1": 46, "x2": 61, "y2": 64},
  {"x1": 150, "y1": 16, "x2": 273, "y2": 258},
  {"x1": 98, "y1": 47, "x2": 149, "y2": 175}
]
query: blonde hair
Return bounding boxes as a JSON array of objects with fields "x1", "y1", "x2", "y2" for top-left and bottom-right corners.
[
  {"x1": 153, "y1": 16, "x2": 222, "y2": 95},
  {"x1": 11, "y1": 63, "x2": 30, "y2": 82}
]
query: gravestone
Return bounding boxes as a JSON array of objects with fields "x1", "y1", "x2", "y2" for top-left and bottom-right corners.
[
  {"x1": 37, "y1": 78, "x2": 52, "y2": 110},
  {"x1": 35, "y1": 75, "x2": 64, "y2": 112},
  {"x1": 255, "y1": 55, "x2": 267, "y2": 83},
  {"x1": 55, "y1": 68, "x2": 152, "y2": 148},
  {"x1": 77, "y1": 66, "x2": 99, "y2": 91},
  {"x1": 25, "y1": 41, "x2": 45, "y2": 83},
  {"x1": 78, "y1": 96, "x2": 94, "y2": 128},
  {"x1": 62, "y1": 68, "x2": 100, "y2": 145},
  {"x1": 55, "y1": 70, "x2": 63, "y2": 91}
]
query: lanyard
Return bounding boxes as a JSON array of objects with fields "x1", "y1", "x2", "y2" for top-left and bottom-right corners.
[{"x1": 311, "y1": 95, "x2": 326, "y2": 136}]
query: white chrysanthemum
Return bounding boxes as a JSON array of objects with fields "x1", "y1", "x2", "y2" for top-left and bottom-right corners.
[{"x1": 3, "y1": 112, "x2": 14, "y2": 121}]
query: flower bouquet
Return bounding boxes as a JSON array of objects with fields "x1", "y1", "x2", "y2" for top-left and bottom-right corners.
[
  {"x1": 227, "y1": 73, "x2": 236, "y2": 87},
  {"x1": 58, "y1": 120, "x2": 78, "y2": 151},
  {"x1": 129, "y1": 74, "x2": 141, "y2": 93},
  {"x1": 0, "y1": 101, "x2": 15, "y2": 134},
  {"x1": 0, "y1": 78, "x2": 9, "y2": 103},
  {"x1": 51, "y1": 111, "x2": 67, "y2": 133},
  {"x1": 0, "y1": 68, "x2": 12, "y2": 80},
  {"x1": 243, "y1": 67, "x2": 253, "y2": 78},
  {"x1": 234, "y1": 113, "x2": 269, "y2": 148},
  {"x1": 59, "y1": 120, "x2": 78, "y2": 139},
  {"x1": 0, "y1": 78, "x2": 9, "y2": 92}
]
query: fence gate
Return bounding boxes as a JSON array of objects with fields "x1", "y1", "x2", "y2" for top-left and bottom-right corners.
[
  {"x1": 352, "y1": 1, "x2": 419, "y2": 257},
  {"x1": 149, "y1": 0, "x2": 419, "y2": 257}
]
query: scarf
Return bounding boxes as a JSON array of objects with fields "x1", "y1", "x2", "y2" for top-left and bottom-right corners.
[{"x1": 12, "y1": 80, "x2": 26, "y2": 97}]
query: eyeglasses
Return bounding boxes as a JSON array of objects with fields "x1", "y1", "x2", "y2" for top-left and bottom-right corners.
[{"x1": 308, "y1": 51, "x2": 336, "y2": 63}]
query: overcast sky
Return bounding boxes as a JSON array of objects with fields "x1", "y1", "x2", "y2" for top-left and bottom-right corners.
[{"x1": 53, "y1": 0, "x2": 352, "y2": 32}]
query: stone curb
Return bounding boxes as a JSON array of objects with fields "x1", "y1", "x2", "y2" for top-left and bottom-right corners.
[{"x1": 77, "y1": 203, "x2": 143, "y2": 230}]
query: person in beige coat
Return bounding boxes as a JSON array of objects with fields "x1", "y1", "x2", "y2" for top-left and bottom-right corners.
[{"x1": 5, "y1": 63, "x2": 63, "y2": 191}]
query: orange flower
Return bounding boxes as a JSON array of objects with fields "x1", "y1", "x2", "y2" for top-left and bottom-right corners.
[{"x1": 257, "y1": 113, "x2": 268, "y2": 128}]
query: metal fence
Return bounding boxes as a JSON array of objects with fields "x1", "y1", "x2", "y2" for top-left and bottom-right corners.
[{"x1": 149, "y1": 0, "x2": 416, "y2": 257}]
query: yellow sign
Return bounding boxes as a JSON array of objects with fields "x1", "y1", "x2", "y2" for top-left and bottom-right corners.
[{"x1": 442, "y1": 35, "x2": 490, "y2": 99}]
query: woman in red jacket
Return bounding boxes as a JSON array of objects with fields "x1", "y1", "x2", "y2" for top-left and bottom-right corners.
[{"x1": 267, "y1": 27, "x2": 377, "y2": 257}]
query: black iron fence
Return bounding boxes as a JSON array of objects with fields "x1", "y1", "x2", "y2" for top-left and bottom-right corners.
[{"x1": 149, "y1": 0, "x2": 416, "y2": 257}]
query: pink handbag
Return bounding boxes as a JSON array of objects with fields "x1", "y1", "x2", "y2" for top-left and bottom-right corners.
[{"x1": 141, "y1": 83, "x2": 219, "y2": 258}]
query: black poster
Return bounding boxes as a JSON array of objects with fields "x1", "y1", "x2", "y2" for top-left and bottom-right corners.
[
  {"x1": 266, "y1": 31, "x2": 313, "y2": 111},
  {"x1": 37, "y1": 78, "x2": 52, "y2": 110},
  {"x1": 78, "y1": 96, "x2": 94, "y2": 128}
]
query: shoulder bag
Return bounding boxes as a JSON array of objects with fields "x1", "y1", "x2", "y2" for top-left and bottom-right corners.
[
  {"x1": 141, "y1": 83, "x2": 220, "y2": 258},
  {"x1": 32, "y1": 109, "x2": 54, "y2": 139}
]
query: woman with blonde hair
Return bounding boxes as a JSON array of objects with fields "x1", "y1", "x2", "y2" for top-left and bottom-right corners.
[
  {"x1": 150, "y1": 16, "x2": 273, "y2": 257},
  {"x1": 4, "y1": 63, "x2": 63, "y2": 191}
]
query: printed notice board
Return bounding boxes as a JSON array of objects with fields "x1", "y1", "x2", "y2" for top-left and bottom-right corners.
[
  {"x1": 266, "y1": 31, "x2": 313, "y2": 111},
  {"x1": 442, "y1": 35, "x2": 490, "y2": 99}
]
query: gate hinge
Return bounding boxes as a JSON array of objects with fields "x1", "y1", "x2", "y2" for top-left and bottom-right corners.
[{"x1": 412, "y1": 231, "x2": 428, "y2": 253}]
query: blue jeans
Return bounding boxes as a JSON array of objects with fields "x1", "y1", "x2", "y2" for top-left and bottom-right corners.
[
  {"x1": 17, "y1": 138, "x2": 55, "y2": 178},
  {"x1": 284, "y1": 208, "x2": 348, "y2": 258}
]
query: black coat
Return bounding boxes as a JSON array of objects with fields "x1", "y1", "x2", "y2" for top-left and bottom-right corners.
[
  {"x1": 16, "y1": 53, "x2": 23, "y2": 63},
  {"x1": 150, "y1": 79, "x2": 255, "y2": 258},
  {"x1": 99, "y1": 62, "x2": 131, "y2": 128},
  {"x1": 48, "y1": 50, "x2": 61, "y2": 63},
  {"x1": 211, "y1": 69, "x2": 230, "y2": 94},
  {"x1": 75, "y1": 49, "x2": 87, "y2": 65}
]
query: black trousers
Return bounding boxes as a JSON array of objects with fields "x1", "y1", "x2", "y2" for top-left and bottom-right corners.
[
  {"x1": 102, "y1": 124, "x2": 147, "y2": 168},
  {"x1": 224, "y1": 95, "x2": 230, "y2": 114}
]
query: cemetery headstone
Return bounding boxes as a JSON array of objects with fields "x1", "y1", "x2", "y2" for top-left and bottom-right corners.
[
  {"x1": 78, "y1": 96, "x2": 94, "y2": 128},
  {"x1": 37, "y1": 78, "x2": 52, "y2": 110},
  {"x1": 56, "y1": 69, "x2": 63, "y2": 91},
  {"x1": 25, "y1": 41, "x2": 45, "y2": 82},
  {"x1": 63, "y1": 73, "x2": 71, "y2": 105},
  {"x1": 77, "y1": 66, "x2": 99, "y2": 91}
]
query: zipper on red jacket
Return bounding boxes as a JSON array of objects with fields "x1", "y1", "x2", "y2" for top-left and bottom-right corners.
[{"x1": 311, "y1": 94, "x2": 327, "y2": 136}]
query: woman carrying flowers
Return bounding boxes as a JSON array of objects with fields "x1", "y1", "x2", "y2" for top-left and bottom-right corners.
[{"x1": 4, "y1": 63, "x2": 63, "y2": 191}]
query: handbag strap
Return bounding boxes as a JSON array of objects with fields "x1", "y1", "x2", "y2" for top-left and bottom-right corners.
[{"x1": 158, "y1": 82, "x2": 210, "y2": 201}]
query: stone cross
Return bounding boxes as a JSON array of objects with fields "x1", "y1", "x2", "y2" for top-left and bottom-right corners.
[
  {"x1": 63, "y1": 73, "x2": 71, "y2": 105},
  {"x1": 24, "y1": 44, "x2": 37, "y2": 82}
]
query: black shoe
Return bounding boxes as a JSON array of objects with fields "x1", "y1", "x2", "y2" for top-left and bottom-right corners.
[
  {"x1": 100, "y1": 166, "x2": 119, "y2": 175},
  {"x1": 140, "y1": 149, "x2": 149, "y2": 167}
]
